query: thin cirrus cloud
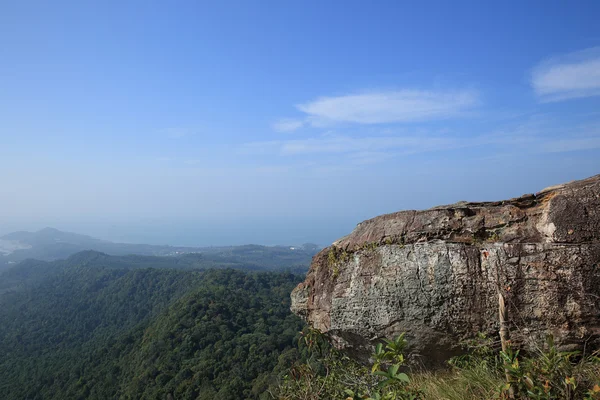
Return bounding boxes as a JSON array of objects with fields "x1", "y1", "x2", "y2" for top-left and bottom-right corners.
[
  {"x1": 272, "y1": 89, "x2": 479, "y2": 132},
  {"x1": 245, "y1": 115, "x2": 600, "y2": 165},
  {"x1": 163, "y1": 127, "x2": 192, "y2": 139},
  {"x1": 272, "y1": 118, "x2": 305, "y2": 133},
  {"x1": 532, "y1": 47, "x2": 600, "y2": 102},
  {"x1": 242, "y1": 133, "x2": 460, "y2": 157},
  {"x1": 297, "y1": 89, "x2": 479, "y2": 125},
  {"x1": 541, "y1": 135, "x2": 600, "y2": 153}
]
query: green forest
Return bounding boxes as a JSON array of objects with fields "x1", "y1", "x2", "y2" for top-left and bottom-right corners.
[{"x1": 0, "y1": 253, "x2": 309, "y2": 399}]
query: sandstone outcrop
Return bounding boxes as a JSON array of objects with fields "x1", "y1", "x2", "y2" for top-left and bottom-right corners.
[{"x1": 291, "y1": 175, "x2": 600, "y2": 364}]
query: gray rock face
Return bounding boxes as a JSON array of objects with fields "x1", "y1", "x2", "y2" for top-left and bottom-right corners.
[{"x1": 291, "y1": 175, "x2": 600, "y2": 364}]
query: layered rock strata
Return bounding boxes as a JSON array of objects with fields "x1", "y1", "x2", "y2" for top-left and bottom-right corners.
[{"x1": 291, "y1": 175, "x2": 600, "y2": 363}]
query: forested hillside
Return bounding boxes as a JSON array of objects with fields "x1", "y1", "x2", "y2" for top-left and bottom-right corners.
[
  {"x1": 0, "y1": 256, "x2": 306, "y2": 399},
  {"x1": 0, "y1": 248, "x2": 310, "y2": 295}
]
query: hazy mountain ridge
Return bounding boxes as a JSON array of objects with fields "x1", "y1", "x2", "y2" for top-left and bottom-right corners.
[
  {"x1": 0, "y1": 228, "x2": 319, "y2": 272},
  {"x1": 1, "y1": 227, "x2": 106, "y2": 245}
]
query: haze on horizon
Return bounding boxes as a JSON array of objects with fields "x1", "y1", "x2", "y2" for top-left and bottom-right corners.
[{"x1": 1, "y1": 1, "x2": 600, "y2": 247}]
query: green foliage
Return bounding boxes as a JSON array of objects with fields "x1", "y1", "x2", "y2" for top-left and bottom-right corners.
[
  {"x1": 274, "y1": 332, "x2": 418, "y2": 400},
  {"x1": 447, "y1": 332, "x2": 501, "y2": 370},
  {"x1": 327, "y1": 247, "x2": 350, "y2": 267},
  {"x1": 361, "y1": 241, "x2": 380, "y2": 252},
  {"x1": 274, "y1": 328, "x2": 379, "y2": 399},
  {"x1": 327, "y1": 247, "x2": 351, "y2": 279},
  {"x1": 117, "y1": 270, "x2": 305, "y2": 399},
  {"x1": 442, "y1": 334, "x2": 600, "y2": 400},
  {"x1": 275, "y1": 332, "x2": 600, "y2": 400},
  {"x1": 0, "y1": 262, "x2": 307, "y2": 399},
  {"x1": 372, "y1": 334, "x2": 408, "y2": 373},
  {"x1": 363, "y1": 334, "x2": 418, "y2": 400},
  {"x1": 497, "y1": 336, "x2": 600, "y2": 400},
  {"x1": 410, "y1": 365, "x2": 503, "y2": 400}
]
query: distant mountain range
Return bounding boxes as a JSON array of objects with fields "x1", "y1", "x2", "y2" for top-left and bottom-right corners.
[{"x1": 0, "y1": 227, "x2": 320, "y2": 272}]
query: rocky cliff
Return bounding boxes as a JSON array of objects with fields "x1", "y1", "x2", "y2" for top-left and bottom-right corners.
[{"x1": 291, "y1": 175, "x2": 600, "y2": 364}]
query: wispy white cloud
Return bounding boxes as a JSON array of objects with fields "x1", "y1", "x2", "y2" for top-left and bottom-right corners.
[
  {"x1": 482, "y1": 116, "x2": 600, "y2": 153},
  {"x1": 163, "y1": 127, "x2": 200, "y2": 139},
  {"x1": 348, "y1": 151, "x2": 395, "y2": 165},
  {"x1": 540, "y1": 123, "x2": 600, "y2": 153},
  {"x1": 532, "y1": 47, "x2": 600, "y2": 102},
  {"x1": 542, "y1": 137, "x2": 600, "y2": 152},
  {"x1": 238, "y1": 140, "x2": 282, "y2": 155},
  {"x1": 272, "y1": 118, "x2": 305, "y2": 132},
  {"x1": 242, "y1": 133, "x2": 460, "y2": 159},
  {"x1": 247, "y1": 114, "x2": 600, "y2": 168},
  {"x1": 295, "y1": 89, "x2": 479, "y2": 125}
]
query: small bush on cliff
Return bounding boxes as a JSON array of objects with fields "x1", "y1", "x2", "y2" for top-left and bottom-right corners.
[
  {"x1": 327, "y1": 247, "x2": 350, "y2": 279},
  {"x1": 496, "y1": 336, "x2": 600, "y2": 400},
  {"x1": 272, "y1": 331, "x2": 419, "y2": 400},
  {"x1": 272, "y1": 331, "x2": 600, "y2": 400},
  {"x1": 428, "y1": 334, "x2": 600, "y2": 400},
  {"x1": 272, "y1": 327, "x2": 378, "y2": 399},
  {"x1": 345, "y1": 334, "x2": 419, "y2": 400}
]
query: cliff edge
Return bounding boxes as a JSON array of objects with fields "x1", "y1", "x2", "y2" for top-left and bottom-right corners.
[{"x1": 291, "y1": 175, "x2": 600, "y2": 364}]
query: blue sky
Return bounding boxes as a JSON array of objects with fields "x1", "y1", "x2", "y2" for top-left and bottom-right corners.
[{"x1": 1, "y1": 1, "x2": 600, "y2": 246}]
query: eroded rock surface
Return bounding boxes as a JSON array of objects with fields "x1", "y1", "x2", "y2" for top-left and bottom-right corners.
[{"x1": 291, "y1": 175, "x2": 600, "y2": 364}]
